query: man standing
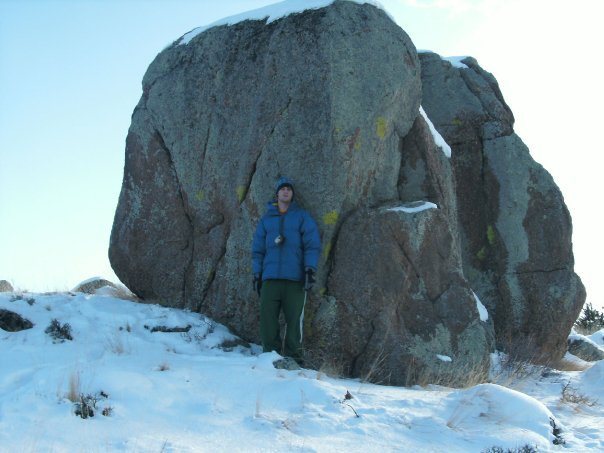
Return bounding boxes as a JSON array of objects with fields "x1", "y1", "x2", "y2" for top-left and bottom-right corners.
[{"x1": 251, "y1": 177, "x2": 321, "y2": 363}]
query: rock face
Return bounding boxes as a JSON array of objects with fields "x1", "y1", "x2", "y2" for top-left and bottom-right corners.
[
  {"x1": 419, "y1": 52, "x2": 585, "y2": 362},
  {"x1": 110, "y1": 1, "x2": 580, "y2": 384}
]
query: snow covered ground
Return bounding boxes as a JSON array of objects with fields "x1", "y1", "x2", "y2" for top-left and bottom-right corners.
[{"x1": 1, "y1": 291, "x2": 603, "y2": 452}]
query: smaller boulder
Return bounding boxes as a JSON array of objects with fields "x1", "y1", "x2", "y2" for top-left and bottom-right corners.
[
  {"x1": 568, "y1": 335, "x2": 604, "y2": 362},
  {"x1": 0, "y1": 309, "x2": 34, "y2": 332},
  {"x1": 0, "y1": 280, "x2": 14, "y2": 292},
  {"x1": 273, "y1": 357, "x2": 301, "y2": 371},
  {"x1": 73, "y1": 278, "x2": 118, "y2": 294}
]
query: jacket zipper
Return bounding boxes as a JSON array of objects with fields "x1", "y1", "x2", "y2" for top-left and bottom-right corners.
[{"x1": 277, "y1": 212, "x2": 284, "y2": 278}]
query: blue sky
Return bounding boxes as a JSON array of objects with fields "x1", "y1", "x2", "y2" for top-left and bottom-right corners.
[{"x1": 1, "y1": 0, "x2": 603, "y2": 309}]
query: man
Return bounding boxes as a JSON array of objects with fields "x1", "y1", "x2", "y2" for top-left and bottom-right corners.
[{"x1": 251, "y1": 176, "x2": 321, "y2": 363}]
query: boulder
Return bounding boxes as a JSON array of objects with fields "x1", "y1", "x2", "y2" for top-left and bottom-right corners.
[
  {"x1": 73, "y1": 278, "x2": 118, "y2": 294},
  {"x1": 109, "y1": 1, "x2": 582, "y2": 383},
  {"x1": 0, "y1": 280, "x2": 14, "y2": 292},
  {"x1": 323, "y1": 203, "x2": 491, "y2": 386},
  {"x1": 0, "y1": 309, "x2": 33, "y2": 332},
  {"x1": 568, "y1": 335, "x2": 604, "y2": 362},
  {"x1": 419, "y1": 52, "x2": 585, "y2": 362},
  {"x1": 110, "y1": 1, "x2": 494, "y2": 385},
  {"x1": 110, "y1": 1, "x2": 421, "y2": 311}
]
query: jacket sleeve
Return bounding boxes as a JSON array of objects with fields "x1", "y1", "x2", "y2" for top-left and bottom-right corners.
[
  {"x1": 301, "y1": 211, "x2": 321, "y2": 271},
  {"x1": 252, "y1": 219, "x2": 266, "y2": 275}
]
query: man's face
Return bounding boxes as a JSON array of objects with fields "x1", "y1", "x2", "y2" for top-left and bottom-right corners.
[{"x1": 277, "y1": 185, "x2": 293, "y2": 203}]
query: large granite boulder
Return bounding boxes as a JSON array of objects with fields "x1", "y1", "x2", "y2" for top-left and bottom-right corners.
[
  {"x1": 110, "y1": 1, "x2": 494, "y2": 385},
  {"x1": 419, "y1": 52, "x2": 585, "y2": 362}
]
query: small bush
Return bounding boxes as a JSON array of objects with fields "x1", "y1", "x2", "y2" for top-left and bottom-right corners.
[
  {"x1": 217, "y1": 338, "x2": 250, "y2": 352},
  {"x1": 549, "y1": 417, "x2": 565, "y2": 445},
  {"x1": 105, "y1": 332, "x2": 127, "y2": 354},
  {"x1": 560, "y1": 380, "x2": 598, "y2": 407},
  {"x1": 9, "y1": 294, "x2": 35, "y2": 305},
  {"x1": 481, "y1": 446, "x2": 537, "y2": 453},
  {"x1": 574, "y1": 303, "x2": 604, "y2": 335},
  {"x1": 73, "y1": 391, "x2": 111, "y2": 419},
  {"x1": 45, "y1": 319, "x2": 73, "y2": 342}
]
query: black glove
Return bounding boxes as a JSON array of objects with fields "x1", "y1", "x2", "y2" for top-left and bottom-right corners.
[
  {"x1": 304, "y1": 268, "x2": 315, "y2": 291},
  {"x1": 253, "y1": 273, "x2": 262, "y2": 297}
]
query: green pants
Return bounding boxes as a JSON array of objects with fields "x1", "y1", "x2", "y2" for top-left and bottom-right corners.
[{"x1": 260, "y1": 279, "x2": 306, "y2": 360}]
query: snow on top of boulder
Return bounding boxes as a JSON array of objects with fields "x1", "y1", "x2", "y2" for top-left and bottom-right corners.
[
  {"x1": 417, "y1": 51, "x2": 469, "y2": 69},
  {"x1": 179, "y1": 0, "x2": 386, "y2": 45},
  {"x1": 472, "y1": 290, "x2": 489, "y2": 322},
  {"x1": 75, "y1": 276, "x2": 106, "y2": 286},
  {"x1": 419, "y1": 106, "x2": 452, "y2": 158},
  {"x1": 437, "y1": 354, "x2": 452, "y2": 362},
  {"x1": 569, "y1": 330, "x2": 603, "y2": 349},
  {"x1": 587, "y1": 328, "x2": 604, "y2": 346},
  {"x1": 442, "y1": 56, "x2": 469, "y2": 69},
  {"x1": 387, "y1": 201, "x2": 437, "y2": 214}
]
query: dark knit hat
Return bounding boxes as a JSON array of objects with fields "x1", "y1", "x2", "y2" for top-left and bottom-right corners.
[{"x1": 275, "y1": 176, "x2": 295, "y2": 196}]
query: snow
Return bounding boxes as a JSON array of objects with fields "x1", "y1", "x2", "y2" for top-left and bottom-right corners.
[
  {"x1": 74, "y1": 276, "x2": 106, "y2": 286},
  {"x1": 472, "y1": 290, "x2": 489, "y2": 322},
  {"x1": 419, "y1": 105, "x2": 452, "y2": 158},
  {"x1": 436, "y1": 354, "x2": 452, "y2": 362},
  {"x1": 587, "y1": 328, "x2": 604, "y2": 346},
  {"x1": 1, "y1": 291, "x2": 604, "y2": 451},
  {"x1": 442, "y1": 56, "x2": 470, "y2": 69},
  {"x1": 569, "y1": 330, "x2": 604, "y2": 350},
  {"x1": 387, "y1": 201, "x2": 437, "y2": 213},
  {"x1": 416, "y1": 51, "x2": 469, "y2": 69},
  {"x1": 178, "y1": 0, "x2": 385, "y2": 45}
]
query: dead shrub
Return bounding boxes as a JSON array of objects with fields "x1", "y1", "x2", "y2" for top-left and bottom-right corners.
[{"x1": 560, "y1": 380, "x2": 598, "y2": 407}]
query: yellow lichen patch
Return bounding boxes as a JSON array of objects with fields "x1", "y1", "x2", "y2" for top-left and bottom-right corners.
[
  {"x1": 486, "y1": 225, "x2": 496, "y2": 245},
  {"x1": 195, "y1": 190, "x2": 205, "y2": 202},
  {"x1": 354, "y1": 134, "x2": 362, "y2": 151},
  {"x1": 322, "y1": 241, "x2": 332, "y2": 261},
  {"x1": 452, "y1": 118, "x2": 463, "y2": 126},
  {"x1": 320, "y1": 287, "x2": 327, "y2": 296},
  {"x1": 236, "y1": 186, "x2": 247, "y2": 203},
  {"x1": 376, "y1": 117, "x2": 388, "y2": 139},
  {"x1": 323, "y1": 210, "x2": 339, "y2": 226}
]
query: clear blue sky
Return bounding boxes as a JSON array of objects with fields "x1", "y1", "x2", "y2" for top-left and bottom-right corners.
[{"x1": 1, "y1": 0, "x2": 603, "y2": 309}]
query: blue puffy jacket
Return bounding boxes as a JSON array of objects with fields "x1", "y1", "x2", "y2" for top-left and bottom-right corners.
[{"x1": 252, "y1": 201, "x2": 321, "y2": 282}]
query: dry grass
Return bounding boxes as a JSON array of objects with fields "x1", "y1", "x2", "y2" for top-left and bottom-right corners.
[
  {"x1": 560, "y1": 381, "x2": 598, "y2": 407},
  {"x1": 315, "y1": 358, "x2": 346, "y2": 380},
  {"x1": 550, "y1": 356, "x2": 590, "y2": 372},
  {"x1": 105, "y1": 331, "x2": 127, "y2": 355},
  {"x1": 401, "y1": 355, "x2": 489, "y2": 389},
  {"x1": 66, "y1": 371, "x2": 81, "y2": 403},
  {"x1": 108, "y1": 285, "x2": 140, "y2": 302}
]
